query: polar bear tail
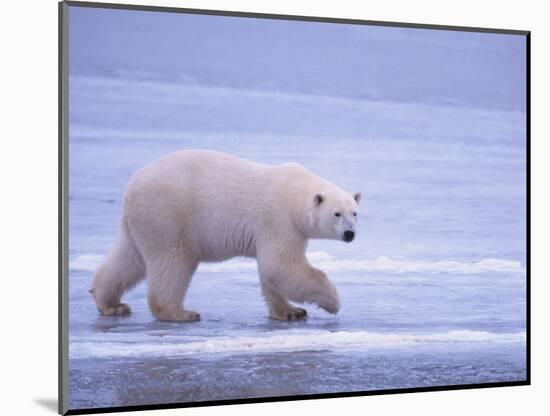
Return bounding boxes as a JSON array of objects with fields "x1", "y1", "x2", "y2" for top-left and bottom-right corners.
[{"x1": 89, "y1": 216, "x2": 146, "y2": 315}]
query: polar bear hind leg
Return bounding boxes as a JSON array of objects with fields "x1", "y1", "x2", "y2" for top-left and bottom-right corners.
[
  {"x1": 90, "y1": 219, "x2": 145, "y2": 316},
  {"x1": 146, "y1": 250, "x2": 200, "y2": 322}
]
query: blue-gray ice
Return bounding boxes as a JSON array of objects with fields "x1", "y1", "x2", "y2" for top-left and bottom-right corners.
[{"x1": 67, "y1": 6, "x2": 527, "y2": 410}]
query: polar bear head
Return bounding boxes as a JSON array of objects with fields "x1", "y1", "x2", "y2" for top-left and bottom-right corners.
[{"x1": 308, "y1": 190, "x2": 361, "y2": 242}]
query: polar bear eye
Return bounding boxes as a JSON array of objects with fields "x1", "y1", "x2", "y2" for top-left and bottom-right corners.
[
  {"x1": 353, "y1": 212, "x2": 357, "y2": 217},
  {"x1": 334, "y1": 212, "x2": 341, "y2": 217}
]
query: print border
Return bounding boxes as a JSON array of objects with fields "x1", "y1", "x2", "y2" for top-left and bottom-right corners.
[{"x1": 58, "y1": 1, "x2": 531, "y2": 414}]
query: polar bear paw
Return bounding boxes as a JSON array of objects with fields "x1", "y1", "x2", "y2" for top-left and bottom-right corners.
[
  {"x1": 177, "y1": 310, "x2": 201, "y2": 322},
  {"x1": 153, "y1": 308, "x2": 201, "y2": 322},
  {"x1": 317, "y1": 284, "x2": 341, "y2": 315},
  {"x1": 270, "y1": 305, "x2": 308, "y2": 321},
  {"x1": 97, "y1": 303, "x2": 132, "y2": 316}
]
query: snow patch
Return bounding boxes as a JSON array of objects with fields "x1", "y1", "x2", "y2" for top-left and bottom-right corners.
[
  {"x1": 69, "y1": 329, "x2": 526, "y2": 359},
  {"x1": 69, "y1": 252, "x2": 524, "y2": 275}
]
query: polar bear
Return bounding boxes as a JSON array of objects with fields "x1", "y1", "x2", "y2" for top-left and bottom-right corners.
[{"x1": 90, "y1": 150, "x2": 361, "y2": 322}]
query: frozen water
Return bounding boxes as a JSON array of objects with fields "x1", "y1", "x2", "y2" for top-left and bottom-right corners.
[{"x1": 66, "y1": 5, "x2": 527, "y2": 411}]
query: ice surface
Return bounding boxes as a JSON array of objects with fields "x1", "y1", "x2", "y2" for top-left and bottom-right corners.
[
  {"x1": 70, "y1": 251, "x2": 524, "y2": 275},
  {"x1": 70, "y1": 329, "x2": 526, "y2": 359},
  {"x1": 66, "y1": 5, "x2": 527, "y2": 410}
]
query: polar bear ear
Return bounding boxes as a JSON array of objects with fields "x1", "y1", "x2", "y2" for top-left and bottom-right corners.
[
  {"x1": 314, "y1": 193, "x2": 324, "y2": 207},
  {"x1": 353, "y1": 192, "x2": 362, "y2": 204}
]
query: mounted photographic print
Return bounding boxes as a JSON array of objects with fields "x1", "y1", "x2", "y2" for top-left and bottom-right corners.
[{"x1": 59, "y1": 1, "x2": 530, "y2": 414}]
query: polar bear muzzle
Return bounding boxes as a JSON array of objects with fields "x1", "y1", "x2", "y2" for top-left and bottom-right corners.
[{"x1": 343, "y1": 230, "x2": 355, "y2": 242}]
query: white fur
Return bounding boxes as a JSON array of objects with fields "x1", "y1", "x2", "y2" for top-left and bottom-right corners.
[{"x1": 90, "y1": 150, "x2": 361, "y2": 322}]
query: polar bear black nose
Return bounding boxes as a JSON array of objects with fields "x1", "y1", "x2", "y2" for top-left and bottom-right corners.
[{"x1": 343, "y1": 231, "x2": 355, "y2": 242}]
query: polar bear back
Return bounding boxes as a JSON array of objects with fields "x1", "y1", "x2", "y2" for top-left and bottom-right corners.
[{"x1": 123, "y1": 150, "x2": 323, "y2": 262}]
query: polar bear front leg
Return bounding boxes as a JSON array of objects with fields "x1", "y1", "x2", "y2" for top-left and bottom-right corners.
[
  {"x1": 146, "y1": 252, "x2": 200, "y2": 322},
  {"x1": 261, "y1": 283, "x2": 308, "y2": 321},
  {"x1": 257, "y1": 251, "x2": 341, "y2": 315},
  {"x1": 291, "y1": 264, "x2": 341, "y2": 314}
]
